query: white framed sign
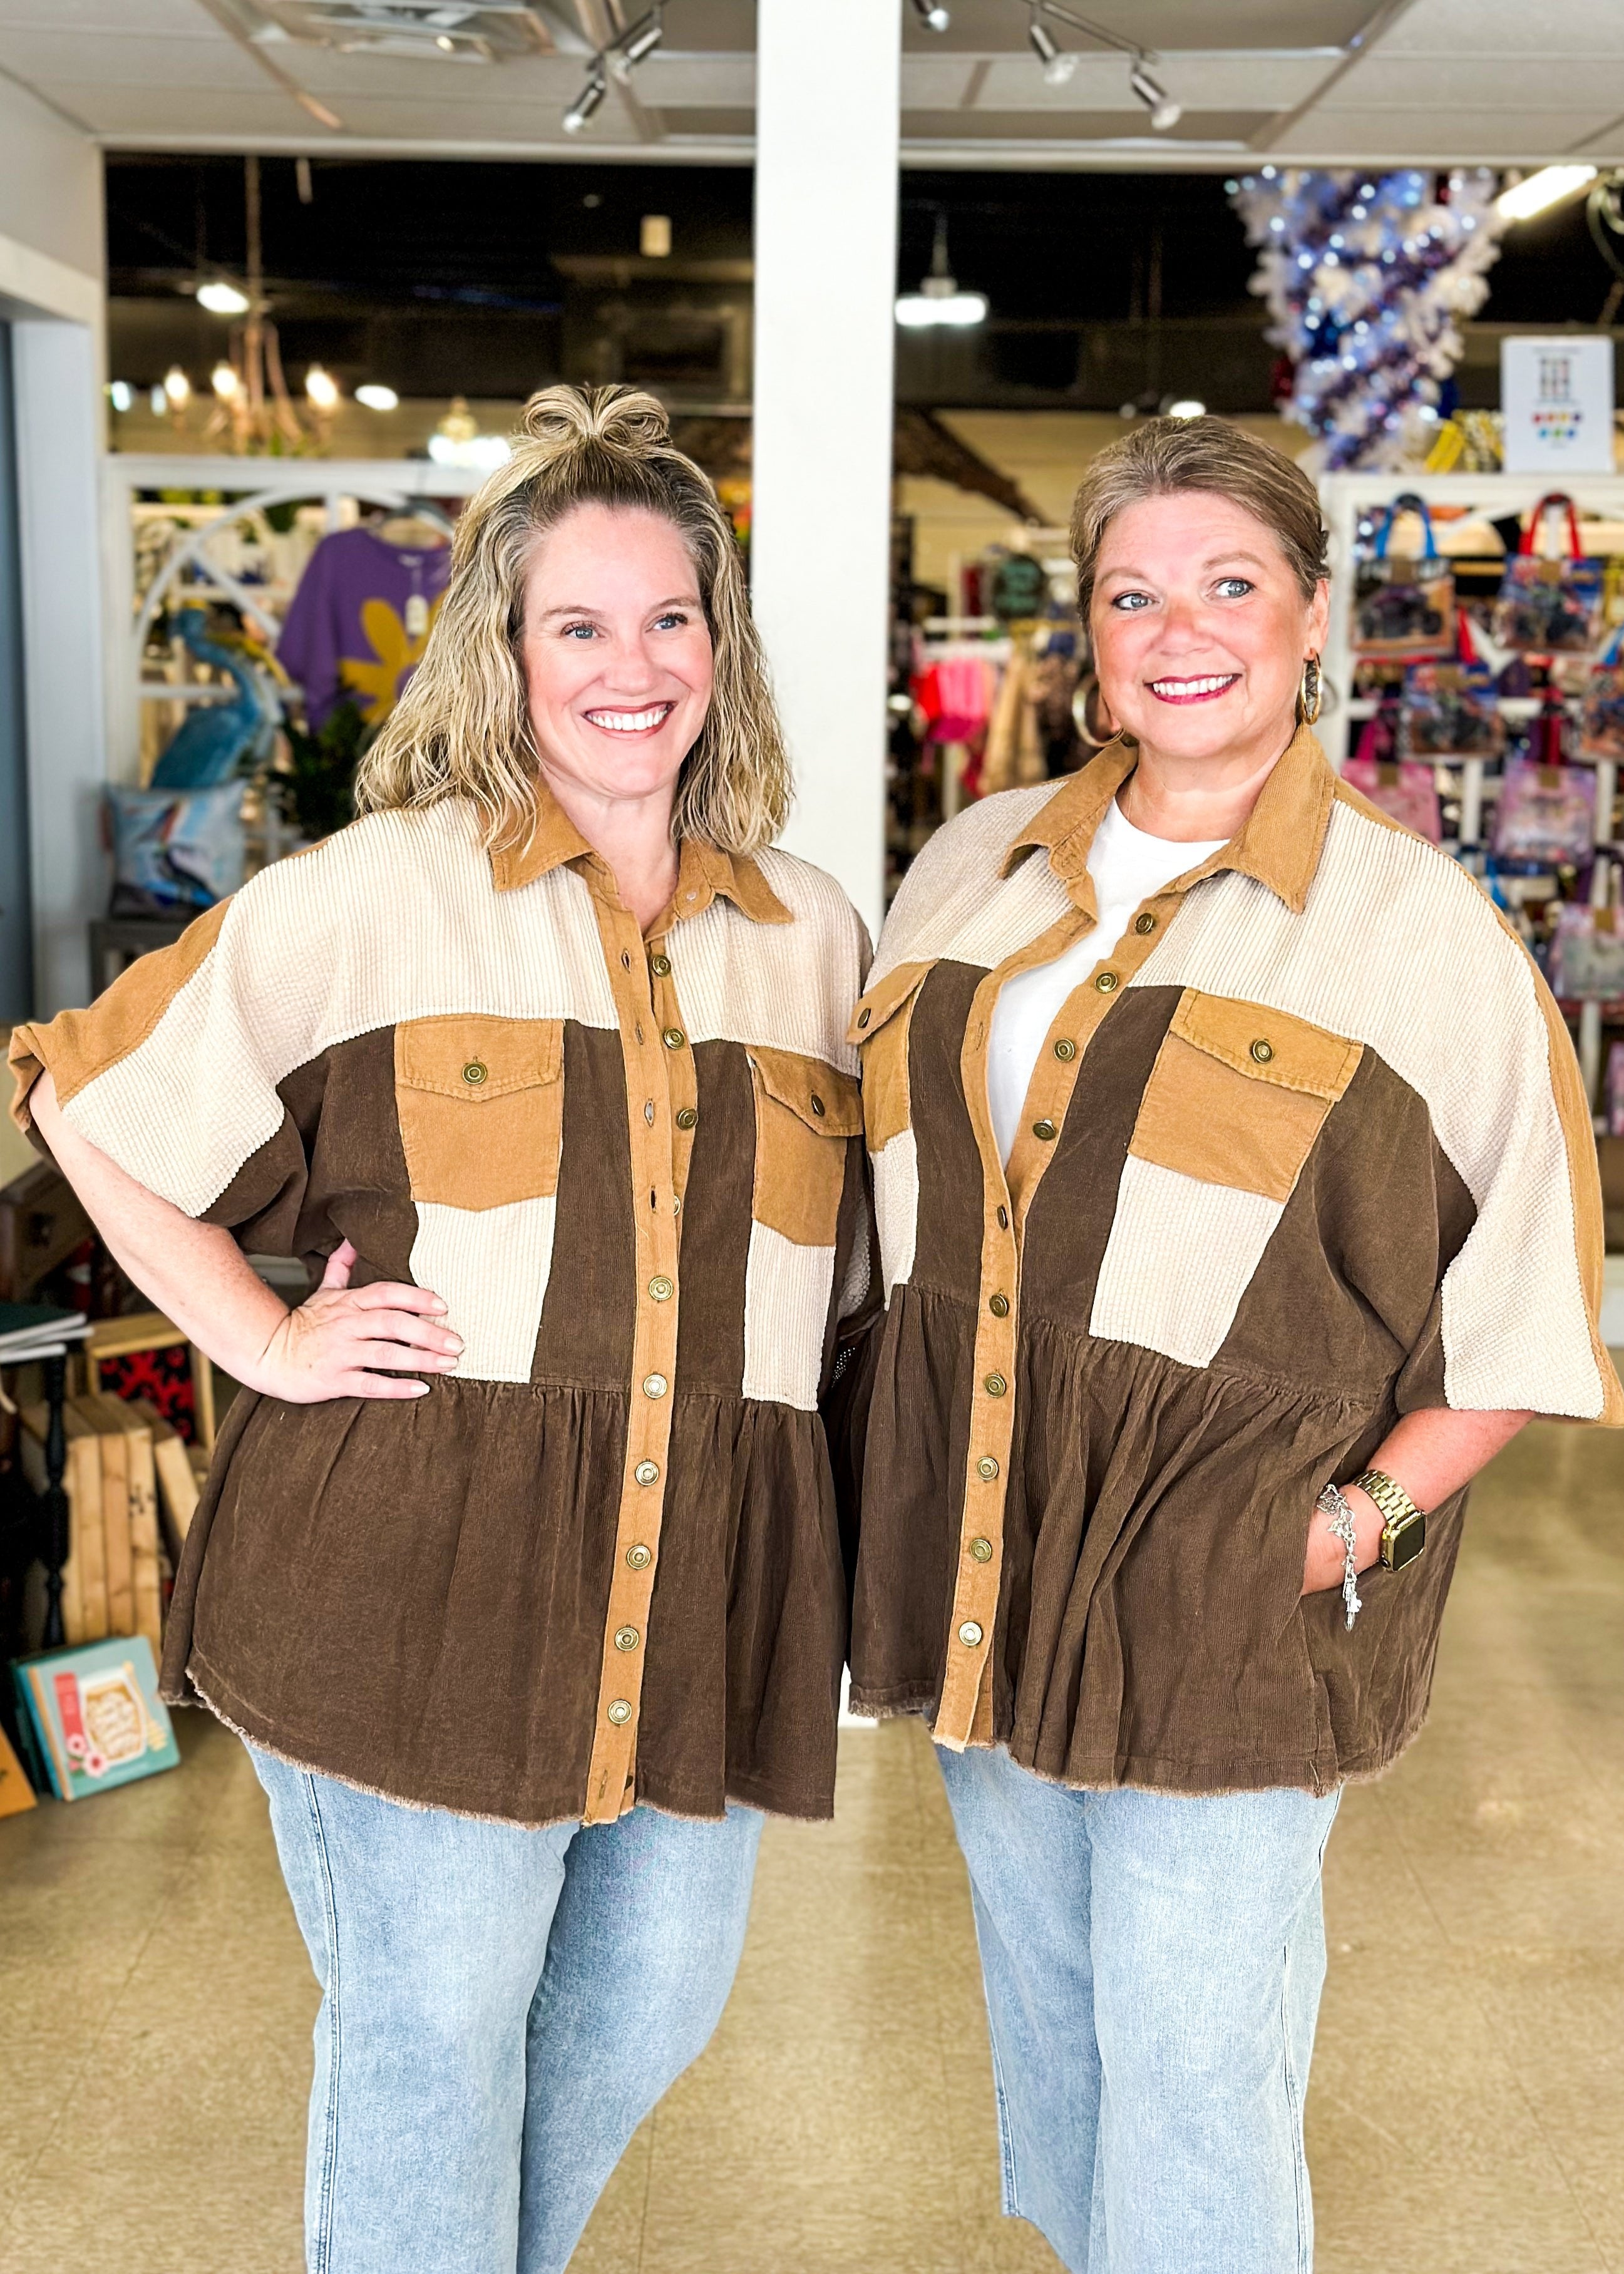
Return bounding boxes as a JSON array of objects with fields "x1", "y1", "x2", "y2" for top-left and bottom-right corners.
[{"x1": 1501, "y1": 334, "x2": 1616, "y2": 475}]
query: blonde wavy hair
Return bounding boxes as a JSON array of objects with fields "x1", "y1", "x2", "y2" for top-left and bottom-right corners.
[{"x1": 357, "y1": 384, "x2": 791, "y2": 855}]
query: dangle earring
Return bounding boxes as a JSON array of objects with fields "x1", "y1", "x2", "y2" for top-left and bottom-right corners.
[{"x1": 1298, "y1": 652, "x2": 1323, "y2": 726}]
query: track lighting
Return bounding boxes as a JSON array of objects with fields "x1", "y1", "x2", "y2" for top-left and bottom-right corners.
[
  {"x1": 911, "y1": 0, "x2": 951, "y2": 26},
  {"x1": 614, "y1": 4, "x2": 662, "y2": 79},
  {"x1": 1129, "y1": 58, "x2": 1181, "y2": 132},
  {"x1": 562, "y1": 64, "x2": 607, "y2": 133},
  {"x1": 197, "y1": 279, "x2": 249, "y2": 316},
  {"x1": 1028, "y1": 13, "x2": 1076, "y2": 85}
]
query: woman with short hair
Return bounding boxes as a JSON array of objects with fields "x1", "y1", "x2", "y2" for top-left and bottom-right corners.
[
  {"x1": 845, "y1": 415, "x2": 1620, "y2": 2271},
  {"x1": 14, "y1": 386, "x2": 871, "y2": 2274}
]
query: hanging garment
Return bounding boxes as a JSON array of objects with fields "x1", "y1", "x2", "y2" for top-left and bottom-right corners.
[{"x1": 277, "y1": 526, "x2": 451, "y2": 731}]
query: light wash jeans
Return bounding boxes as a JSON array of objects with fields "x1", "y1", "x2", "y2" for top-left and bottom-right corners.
[
  {"x1": 937, "y1": 1744, "x2": 1340, "y2": 2274},
  {"x1": 249, "y1": 1746, "x2": 763, "y2": 2274}
]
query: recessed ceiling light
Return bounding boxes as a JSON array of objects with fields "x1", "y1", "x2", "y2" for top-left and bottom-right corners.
[{"x1": 356, "y1": 384, "x2": 399, "y2": 411}]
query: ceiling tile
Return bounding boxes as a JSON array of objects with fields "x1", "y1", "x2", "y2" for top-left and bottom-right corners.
[
  {"x1": 0, "y1": 27, "x2": 266, "y2": 86},
  {"x1": 71, "y1": 85, "x2": 311, "y2": 135},
  {"x1": 1376, "y1": 0, "x2": 1624, "y2": 56},
  {"x1": 1273, "y1": 106, "x2": 1619, "y2": 158},
  {"x1": 902, "y1": 109, "x2": 1268, "y2": 143},
  {"x1": 1326, "y1": 54, "x2": 1624, "y2": 108},
  {"x1": 972, "y1": 51, "x2": 1329, "y2": 111}
]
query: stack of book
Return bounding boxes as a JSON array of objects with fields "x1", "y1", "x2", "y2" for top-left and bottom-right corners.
[{"x1": 19, "y1": 1396, "x2": 201, "y2": 1650}]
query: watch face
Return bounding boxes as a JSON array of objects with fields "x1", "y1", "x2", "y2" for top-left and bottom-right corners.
[{"x1": 1383, "y1": 1511, "x2": 1426, "y2": 1571}]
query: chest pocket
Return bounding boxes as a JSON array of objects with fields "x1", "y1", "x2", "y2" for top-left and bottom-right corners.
[
  {"x1": 748, "y1": 1047, "x2": 862, "y2": 1247},
  {"x1": 848, "y1": 960, "x2": 930, "y2": 1152},
  {"x1": 1130, "y1": 989, "x2": 1364, "y2": 1203},
  {"x1": 396, "y1": 1016, "x2": 564, "y2": 1211}
]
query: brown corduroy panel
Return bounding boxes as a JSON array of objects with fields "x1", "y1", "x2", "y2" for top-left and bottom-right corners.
[
  {"x1": 533, "y1": 1022, "x2": 637, "y2": 1390},
  {"x1": 905, "y1": 964, "x2": 989, "y2": 1299},
  {"x1": 674, "y1": 1040, "x2": 754, "y2": 1396}
]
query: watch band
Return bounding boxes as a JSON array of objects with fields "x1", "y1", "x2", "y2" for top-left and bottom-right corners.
[{"x1": 1352, "y1": 1468, "x2": 1427, "y2": 1571}]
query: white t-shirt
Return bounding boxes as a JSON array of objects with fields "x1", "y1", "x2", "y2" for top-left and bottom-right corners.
[{"x1": 986, "y1": 797, "x2": 1226, "y2": 1165}]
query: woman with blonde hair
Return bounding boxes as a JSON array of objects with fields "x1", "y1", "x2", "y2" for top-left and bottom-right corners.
[
  {"x1": 844, "y1": 415, "x2": 1620, "y2": 2269},
  {"x1": 13, "y1": 386, "x2": 871, "y2": 2273}
]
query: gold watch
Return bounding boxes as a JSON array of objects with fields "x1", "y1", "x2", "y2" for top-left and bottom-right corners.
[{"x1": 1352, "y1": 1469, "x2": 1427, "y2": 1571}]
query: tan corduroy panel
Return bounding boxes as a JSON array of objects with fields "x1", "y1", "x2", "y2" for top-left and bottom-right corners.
[
  {"x1": 395, "y1": 1016, "x2": 565, "y2": 1210},
  {"x1": 580, "y1": 875, "x2": 685, "y2": 1826},
  {"x1": 850, "y1": 962, "x2": 930, "y2": 1153},
  {"x1": 11, "y1": 897, "x2": 230, "y2": 1118},
  {"x1": 1128, "y1": 995, "x2": 1363, "y2": 1206},
  {"x1": 749, "y1": 1051, "x2": 861, "y2": 1247}
]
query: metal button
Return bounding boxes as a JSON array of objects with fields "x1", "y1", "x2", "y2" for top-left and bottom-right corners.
[
  {"x1": 857, "y1": 1007, "x2": 871, "y2": 1029},
  {"x1": 997, "y1": 1205, "x2": 1009, "y2": 1230},
  {"x1": 614, "y1": 1625, "x2": 640, "y2": 1652},
  {"x1": 1250, "y1": 1037, "x2": 1275, "y2": 1064},
  {"x1": 969, "y1": 1536, "x2": 994, "y2": 1563},
  {"x1": 461, "y1": 1060, "x2": 488, "y2": 1086},
  {"x1": 1032, "y1": 1118, "x2": 1057, "y2": 1142},
  {"x1": 976, "y1": 1454, "x2": 1000, "y2": 1481},
  {"x1": 649, "y1": 1275, "x2": 674, "y2": 1301},
  {"x1": 642, "y1": 1372, "x2": 668, "y2": 1399},
  {"x1": 1135, "y1": 912, "x2": 1158, "y2": 935},
  {"x1": 809, "y1": 1093, "x2": 825, "y2": 1116},
  {"x1": 989, "y1": 1293, "x2": 1009, "y2": 1318},
  {"x1": 650, "y1": 953, "x2": 672, "y2": 977},
  {"x1": 662, "y1": 1027, "x2": 686, "y2": 1051},
  {"x1": 644, "y1": 1099, "x2": 655, "y2": 1124},
  {"x1": 676, "y1": 1106, "x2": 698, "y2": 1129},
  {"x1": 958, "y1": 1620, "x2": 984, "y2": 1648},
  {"x1": 626, "y1": 1543, "x2": 652, "y2": 1571},
  {"x1": 634, "y1": 1459, "x2": 660, "y2": 1486},
  {"x1": 607, "y1": 1698, "x2": 632, "y2": 1726},
  {"x1": 984, "y1": 1372, "x2": 1007, "y2": 1397},
  {"x1": 1053, "y1": 1037, "x2": 1076, "y2": 1061},
  {"x1": 1095, "y1": 970, "x2": 1119, "y2": 994}
]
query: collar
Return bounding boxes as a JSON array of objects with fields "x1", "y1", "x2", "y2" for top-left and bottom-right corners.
[
  {"x1": 1002, "y1": 724, "x2": 1334, "y2": 918},
  {"x1": 489, "y1": 781, "x2": 791, "y2": 925}
]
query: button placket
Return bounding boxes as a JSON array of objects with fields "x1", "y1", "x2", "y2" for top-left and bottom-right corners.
[
  {"x1": 582, "y1": 890, "x2": 684, "y2": 1824},
  {"x1": 935, "y1": 882, "x2": 1185, "y2": 1750},
  {"x1": 649, "y1": 934, "x2": 699, "y2": 1205}
]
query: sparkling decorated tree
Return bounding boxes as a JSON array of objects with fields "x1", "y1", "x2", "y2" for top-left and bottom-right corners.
[{"x1": 1228, "y1": 167, "x2": 1508, "y2": 471}]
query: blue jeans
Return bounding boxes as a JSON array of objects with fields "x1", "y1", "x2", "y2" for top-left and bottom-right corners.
[
  {"x1": 249, "y1": 1746, "x2": 763, "y2": 2274},
  {"x1": 937, "y1": 1745, "x2": 1340, "y2": 2274}
]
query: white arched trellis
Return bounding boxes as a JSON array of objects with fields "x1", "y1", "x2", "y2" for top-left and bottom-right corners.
[{"x1": 101, "y1": 455, "x2": 488, "y2": 783}]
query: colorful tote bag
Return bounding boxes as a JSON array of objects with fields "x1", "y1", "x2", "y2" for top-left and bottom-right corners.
[
  {"x1": 1342, "y1": 702, "x2": 1444, "y2": 842},
  {"x1": 1493, "y1": 495, "x2": 1605, "y2": 657},
  {"x1": 1353, "y1": 493, "x2": 1456, "y2": 662}
]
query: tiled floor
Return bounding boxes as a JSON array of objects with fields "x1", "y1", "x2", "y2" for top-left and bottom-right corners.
[{"x1": 1, "y1": 1412, "x2": 1619, "y2": 2273}]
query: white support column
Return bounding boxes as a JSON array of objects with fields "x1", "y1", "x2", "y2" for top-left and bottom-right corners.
[
  {"x1": 14, "y1": 317, "x2": 106, "y2": 1015},
  {"x1": 751, "y1": 0, "x2": 900, "y2": 942}
]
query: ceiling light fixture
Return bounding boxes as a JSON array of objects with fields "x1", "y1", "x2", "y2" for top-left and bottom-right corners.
[
  {"x1": 108, "y1": 380, "x2": 133, "y2": 413},
  {"x1": 1128, "y1": 58, "x2": 1181, "y2": 131},
  {"x1": 1495, "y1": 164, "x2": 1597, "y2": 222},
  {"x1": 563, "y1": 61, "x2": 607, "y2": 132},
  {"x1": 1025, "y1": 5, "x2": 1182, "y2": 131},
  {"x1": 1027, "y1": 11, "x2": 1075, "y2": 85},
  {"x1": 911, "y1": 0, "x2": 951, "y2": 26},
  {"x1": 197, "y1": 279, "x2": 250, "y2": 316},
  {"x1": 304, "y1": 363, "x2": 340, "y2": 410},
  {"x1": 1164, "y1": 398, "x2": 1205, "y2": 419},
  {"x1": 614, "y1": 4, "x2": 663, "y2": 78},
  {"x1": 896, "y1": 210, "x2": 988, "y2": 330},
  {"x1": 211, "y1": 362, "x2": 240, "y2": 400},
  {"x1": 356, "y1": 383, "x2": 399, "y2": 411},
  {"x1": 162, "y1": 366, "x2": 191, "y2": 407}
]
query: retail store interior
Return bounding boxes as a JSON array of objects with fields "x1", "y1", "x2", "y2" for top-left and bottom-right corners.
[{"x1": 1, "y1": 3, "x2": 1623, "y2": 2270}]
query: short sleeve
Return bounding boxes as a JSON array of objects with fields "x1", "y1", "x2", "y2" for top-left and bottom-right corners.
[
  {"x1": 1399, "y1": 935, "x2": 1624, "y2": 1424},
  {"x1": 10, "y1": 872, "x2": 331, "y2": 1240}
]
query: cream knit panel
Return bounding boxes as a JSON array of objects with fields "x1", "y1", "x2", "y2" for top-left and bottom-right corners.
[
  {"x1": 872, "y1": 1129, "x2": 920, "y2": 1301},
  {"x1": 742, "y1": 1222, "x2": 836, "y2": 1410},
  {"x1": 675, "y1": 848, "x2": 867, "y2": 1073},
  {"x1": 1128, "y1": 800, "x2": 1605, "y2": 1417},
  {"x1": 1091, "y1": 1156, "x2": 1285, "y2": 1370},
  {"x1": 409, "y1": 1196, "x2": 557, "y2": 1385},
  {"x1": 67, "y1": 805, "x2": 617, "y2": 1218},
  {"x1": 867, "y1": 782, "x2": 1063, "y2": 986}
]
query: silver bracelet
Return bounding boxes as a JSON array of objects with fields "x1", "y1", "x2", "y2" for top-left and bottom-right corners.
[{"x1": 1315, "y1": 1481, "x2": 1363, "y2": 1632}]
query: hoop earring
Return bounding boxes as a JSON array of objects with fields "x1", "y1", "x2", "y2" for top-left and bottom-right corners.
[{"x1": 1298, "y1": 653, "x2": 1323, "y2": 726}]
